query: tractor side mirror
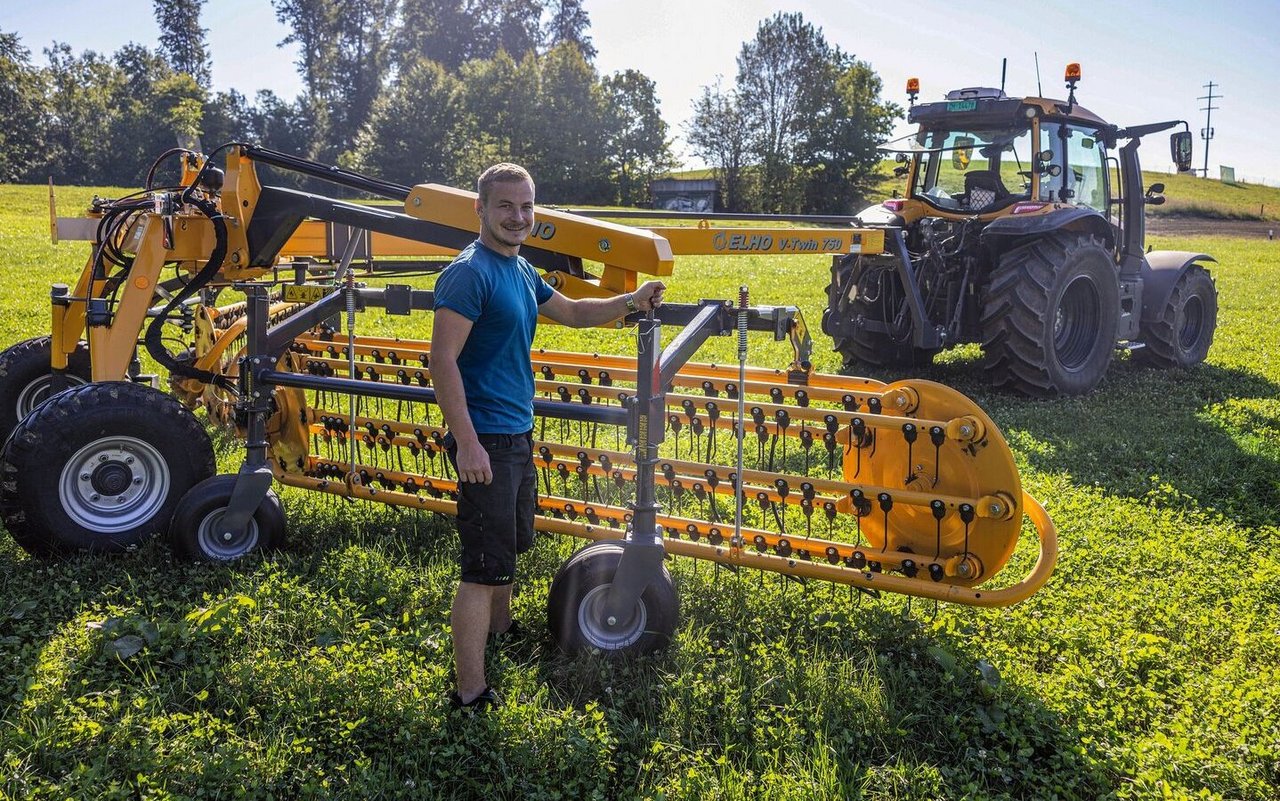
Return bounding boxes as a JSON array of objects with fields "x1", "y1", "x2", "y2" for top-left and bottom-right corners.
[
  {"x1": 1171, "y1": 131, "x2": 1193, "y2": 172},
  {"x1": 1145, "y1": 183, "x2": 1166, "y2": 205}
]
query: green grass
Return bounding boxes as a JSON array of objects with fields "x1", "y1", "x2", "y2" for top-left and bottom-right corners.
[{"x1": 2, "y1": 183, "x2": 1279, "y2": 799}]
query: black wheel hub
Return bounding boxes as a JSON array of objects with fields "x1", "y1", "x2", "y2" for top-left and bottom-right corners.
[{"x1": 90, "y1": 461, "x2": 133, "y2": 496}]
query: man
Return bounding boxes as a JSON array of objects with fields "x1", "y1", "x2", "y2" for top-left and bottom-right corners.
[{"x1": 431, "y1": 163, "x2": 665, "y2": 710}]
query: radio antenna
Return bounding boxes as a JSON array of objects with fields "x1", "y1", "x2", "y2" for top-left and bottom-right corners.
[
  {"x1": 1001, "y1": 58, "x2": 1007, "y2": 95},
  {"x1": 1035, "y1": 52, "x2": 1043, "y2": 97}
]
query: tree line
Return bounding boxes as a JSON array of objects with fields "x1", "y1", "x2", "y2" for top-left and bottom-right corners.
[{"x1": 0, "y1": 2, "x2": 897, "y2": 212}]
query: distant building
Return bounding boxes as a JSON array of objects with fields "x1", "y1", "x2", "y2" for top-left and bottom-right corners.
[{"x1": 650, "y1": 178, "x2": 718, "y2": 212}]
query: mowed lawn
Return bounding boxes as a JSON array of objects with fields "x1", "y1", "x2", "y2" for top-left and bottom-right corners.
[{"x1": 1, "y1": 182, "x2": 1278, "y2": 800}]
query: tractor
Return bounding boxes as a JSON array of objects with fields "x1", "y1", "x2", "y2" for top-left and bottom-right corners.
[{"x1": 821, "y1": 63, "x2": 1217, "y2": 396}]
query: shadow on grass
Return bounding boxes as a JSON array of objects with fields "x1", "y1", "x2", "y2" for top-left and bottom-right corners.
[
  {"x1": 841, "y1": 355, "x2": 1280, "y2": 530},
  {"x1": 525, "y1": 572, "x2": 1115, "y2": 800}
]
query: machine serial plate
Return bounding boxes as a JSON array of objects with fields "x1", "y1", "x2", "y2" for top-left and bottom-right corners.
[{"x1": 283, "y1": 284, "x2": 334, "y2": 303}]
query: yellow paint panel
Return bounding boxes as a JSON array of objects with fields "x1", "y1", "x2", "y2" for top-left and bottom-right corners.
[
  {"x1": 652, "y1": 227, "x2": 885, "y2": 256},
  {"x1": 404, "y1": 183, "x2": 675, "y2": 277}
]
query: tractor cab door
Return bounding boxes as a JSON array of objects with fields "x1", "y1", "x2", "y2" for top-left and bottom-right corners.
[{"x1": 1038, "y1": 122, "x2": 1111, "y2": 214}]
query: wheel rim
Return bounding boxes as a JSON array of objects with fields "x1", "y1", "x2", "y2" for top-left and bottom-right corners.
[
  {"x1": 1178, "y1": 295, "x2": 1205, "y2": 351},
  {"x1": 195, "y1": 507, "x2": 261, "y2": 560},
  {"x1": 576, "y1": 584, "x2": 647, "y2": 650},
  {"x1": 1053, "y1": 275, "x2": 1102, "y2": 371},
  {"x1": 15, "y1": 374, "x2": 88, "y2": 419},
  {"x1": 58, "y1": 436, "x2": 170, "y2": 534}
]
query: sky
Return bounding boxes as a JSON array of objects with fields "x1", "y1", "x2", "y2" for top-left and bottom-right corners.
[{"x1": 4, "y1": 0, "x2": 1278, "y2": 185}]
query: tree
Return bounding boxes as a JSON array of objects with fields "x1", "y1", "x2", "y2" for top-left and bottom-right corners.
[
  {"x1": 476, "y1": 0, "x2": 544, "y2": 60},
  {"x1": 153, "y1": 0, "x2": 211, "y2": 88},
  {"x1": 524, "y1": 43, "x2": 609, "y2": 202},
  {"x1": 272, "y1": 0, "x2": 395, "y2": 160},
  {"x1": 394, "y1": 0, "x2": 478, "y2": 72},
  {"x1": 0, "y1": 32, "x2": 50, "y2": 182},
  {"x1": 734, "y1": 12, "x2": 832, "y2": 212},
  {"x1": 543, "y1": 0, "x2": 595, "y2": 61},
  {"x1": 41, "y1": 43, "x2": 123, "y2": 183},
  {"x1": 686, "y1": 80, "x2": 753, "y2": 211},
  {"x1": 348, "y1": 58, "x2": 461, "y2": 184},
  {"x1": 602, "y1": 70, "x2": 672, "y2": 205}
]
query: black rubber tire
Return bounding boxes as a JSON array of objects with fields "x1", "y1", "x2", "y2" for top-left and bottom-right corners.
[
  {"x1": 825, "y1": 256, "x2": 938, "y2": 370},
  {"x1": 547, "y1": 540, "x2": 679, "y2": 655},
  {"x1": 0, "y1": 382, "x2": 215, "y2": 556},
  {"x1": 0, "y1": 336, "x2": 91, "y2": 445},
  {"x1": 1133, "y1": 265, "x2": 1217, "y2": 368},
  {"x1": 981, "y1": 233, "x2": 1120, "y2": 397},
  {"x1": 169, "y1": 474, "x2": 285, "y2": 562}
]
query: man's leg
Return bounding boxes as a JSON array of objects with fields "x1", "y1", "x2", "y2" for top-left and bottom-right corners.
[
  {"x1": 489, "y1": 584, "x2": 513, "y2": 634},
  {"x1": 452, "y1": 581, "x2": 495, "y2": 703}
]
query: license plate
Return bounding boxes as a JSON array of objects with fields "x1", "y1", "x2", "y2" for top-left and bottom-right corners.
[
  {"x1": 947, "y1": 100, "x2": 977, "y2": 112},
  {"x1": 283, "y1": 284, "x2": 333, "y2": 303}
]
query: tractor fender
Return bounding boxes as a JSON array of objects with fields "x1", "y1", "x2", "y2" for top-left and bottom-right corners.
[
  {"x1": 1139, "y1": 251, "x2": 1216, "y2": 322},
  {"x1": 980, "y1": 208, "x2": 1115, "y2": 253}
]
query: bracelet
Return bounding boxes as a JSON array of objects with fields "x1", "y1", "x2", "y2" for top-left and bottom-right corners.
[{"x1": 625, "y1": 293, "x2": 638, "y2": 313}]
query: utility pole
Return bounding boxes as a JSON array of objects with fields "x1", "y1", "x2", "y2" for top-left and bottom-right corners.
[{"x1": 1198, "y1": 81, "x2": 1221, "y2": 178}]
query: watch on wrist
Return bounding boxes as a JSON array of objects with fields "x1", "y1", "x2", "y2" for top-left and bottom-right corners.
[{"x1": 625, "y1": 293, "x2": 638, "y2": 313}]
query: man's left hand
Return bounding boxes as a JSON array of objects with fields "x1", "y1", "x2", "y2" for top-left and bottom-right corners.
[{"x1": 633, "y1": 281, "x2": 666, "y2": 312}]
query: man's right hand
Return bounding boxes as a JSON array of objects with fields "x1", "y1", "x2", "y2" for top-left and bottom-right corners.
[{"x1": 455, "y1": 439, "x2": 493, "y2": 484}]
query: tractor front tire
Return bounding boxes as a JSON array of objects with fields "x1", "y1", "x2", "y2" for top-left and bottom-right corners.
[
  {"x1": 547, "y1": 541, "x2": 678, "y2": 655},
  {"x1": 170, "y1": 475, "x2": 285, "y2": 562},
  {"x1": 0, "y1": 336, "x2": 91, "y2": 444},
  {"x1": 981, "y1": 233, "x2": 1120, "y2": 397},
  {"x1": 1133, "y1": 265, "x2": 1217, "y2": 368},
  {"x1": 0, "y1": 382, "x2": 215, "y2": 556}
]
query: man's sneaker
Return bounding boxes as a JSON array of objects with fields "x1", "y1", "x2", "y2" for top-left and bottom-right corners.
[
  {"x1": 449, "y1": 686, "x2": 501, "y2": 713},
  {"x1": 489, "y1": 619, "x2": 526, "y2": 644}
]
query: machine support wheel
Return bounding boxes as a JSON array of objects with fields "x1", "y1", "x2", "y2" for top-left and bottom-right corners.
[
  {"x1": 0, "y1": 382, "x2": 215, "y2": 556},
  {"x1": 824, "y1": 256, "x2": 937, "y2": 370},
  {"x1": 170, "y1": 474, "x2": 286, "y2": 561},
  {"x1": 1134, "y1": 265, "x2": 1217, "y2": 368},
  {"x1": 981, "y1": 233, "x2": 1120, "y2": 396},
  {"x1": 547, "y1": 540, "x2": 679, "y2": 655},
  {"x1": 0, "y1": 336, "x2": 91, "y2": 444}
]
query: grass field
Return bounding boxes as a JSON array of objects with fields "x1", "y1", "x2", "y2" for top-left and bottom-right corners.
[{"x1": 1, "y1": 182, "x2": 1278, "y2": 800}]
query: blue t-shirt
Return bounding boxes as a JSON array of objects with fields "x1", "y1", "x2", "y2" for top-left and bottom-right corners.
[{"x1": 433, "y1": 240, "x2": 554, "y2": 433}]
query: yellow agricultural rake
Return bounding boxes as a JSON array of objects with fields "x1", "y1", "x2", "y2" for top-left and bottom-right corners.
[{"x1": 0, "y1": 145, "x2": 1056, "y2": 653}]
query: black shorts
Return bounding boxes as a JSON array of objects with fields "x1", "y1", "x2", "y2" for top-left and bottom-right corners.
[{"x1": 444, "y1": 431, "x2": 536, "y2": 586}]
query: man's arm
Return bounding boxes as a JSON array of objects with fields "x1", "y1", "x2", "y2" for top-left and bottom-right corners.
[
  {"x1": 538, "y1": 280, "x2": 666, "y2": 328},
  {"x1": 430, "y1": 307, "x2": 492, "y2": 484}
]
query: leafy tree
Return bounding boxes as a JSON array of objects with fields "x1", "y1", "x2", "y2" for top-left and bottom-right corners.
[
  {"x1": 476, "y1": 0, "x2": 544, "y2": 60},
  {"x1": 602, "y1": 69, "x2": 672, "y2": 205},
  {"x1": 348, "y1": 58, "x2": 461, "y2": 184},
  {"x1": 201, "y1": 89, "x2": 254, "y2": 149},
  {"x1": 543, "y1": 0, "x2": 595, "y2": 61},
  {"x1": 451, "y1": 49, "x2": 528, "y2": 180},
  {"x1": 524, "y1": 43, "x2": 609, "y2": 202},
  {"x1": 0, "y1": 32, "x2": 50, "y2": 182},
  {"x1": 272, "y1": 0, "x2": 395, "y2": 159},
  {"x1": 41, "y1": 44, "x2": 123, "y2": 183},
  {"x1": 686, "y1": 80, "x2": 753, "y2": 211},
  {"x1": 735, "y1": 11, "x2": 832, "y2": 212},
  {"x1": 394, "y1": 0, "x2": 478, "y2": 72},
  {"x1": 153, "y1": 0, "x2": 211, "y2": 88}
]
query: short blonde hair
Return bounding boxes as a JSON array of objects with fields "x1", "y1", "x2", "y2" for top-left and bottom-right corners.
[{"x1": 477, "y1": 163, "x2": 534, "y2": 203}]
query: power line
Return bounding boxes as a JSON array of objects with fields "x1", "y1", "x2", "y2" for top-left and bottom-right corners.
[{"x1": 1197, "y1": 81, "x2": 1221, "y2": 178}]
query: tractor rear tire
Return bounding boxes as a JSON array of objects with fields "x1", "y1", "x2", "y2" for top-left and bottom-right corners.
[
  {"x1": 547, "y1": 540, "x2": 678, "y2": 655},
  {"x1": 0, "y1": 382, "x2": 215, "y2": 556},
  {"x1": 1133, "y1": 265, "x2": 1217, "y2": 368},
  {"x1": 981, "y1": 233, "x2": 1120, "y2": 397},
  {"x1": 825, "y1": 256, "x2": 938, "y2": 370},
  {"x1": 170, "y1": 474, "x2": 285, "y2": 562},
  {"x1": 0, "y1": 336, "x2": 91, "y2": 444}
]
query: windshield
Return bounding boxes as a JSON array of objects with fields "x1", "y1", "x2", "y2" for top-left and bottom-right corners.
[{"x1": 906, "y1": 125, "x2": 1035, "y2": 211}]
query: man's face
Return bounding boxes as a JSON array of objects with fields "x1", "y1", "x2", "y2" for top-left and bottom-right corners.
[{"x1": 477, "y1": 178, "x2": 535, "y2": 253}]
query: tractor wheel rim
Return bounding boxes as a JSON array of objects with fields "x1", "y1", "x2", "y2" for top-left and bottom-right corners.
[
  {"x1": 1178, "y1": 295, "x2": 1204, "y2": 350},
  {"x1": 577, "y1": 584, "x2": 647, "y2": 650},
  {"x1": 15, "y1": 374, "x2": 88, "y2": 419},
  {"x1": 1054, "y1": 275, "x2": 1101, "y2": 370},
  {"x1": 195, "y1": 508, "x2": 261, "y2": 560},
  {"x1": 58, "y1": 436, "x2": 170, "y2": 534}
]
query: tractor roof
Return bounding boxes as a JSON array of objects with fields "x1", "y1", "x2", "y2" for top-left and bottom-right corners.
[{"x1": 908, "y1": 88, "x2": 1109, "y2": 130}]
